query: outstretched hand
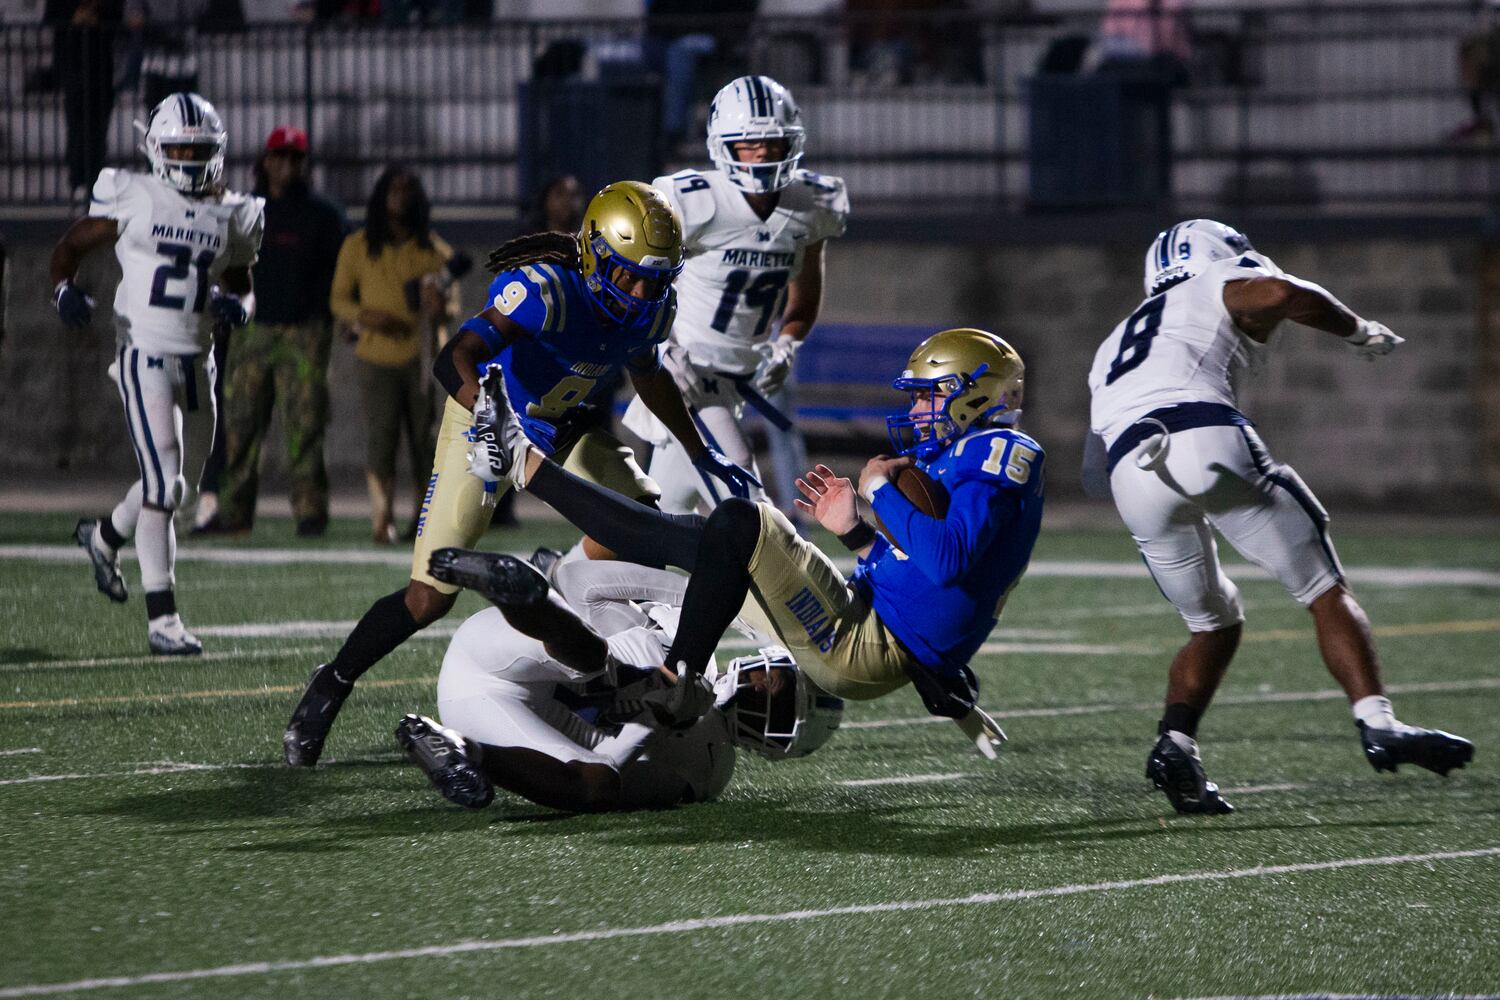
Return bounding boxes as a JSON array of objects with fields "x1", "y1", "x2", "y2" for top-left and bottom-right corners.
[{"x1": 794, "y1": 464, "x2": 861, "y2": 534}]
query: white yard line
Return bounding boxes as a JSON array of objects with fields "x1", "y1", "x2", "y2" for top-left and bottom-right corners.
[
  {"x1": 1, "y1": 847, "x2": 1495, "y2": 998},
  {"x1": 843, "y1": 676, "x2": 1500, "y2": 731},
  {"x1": 839, "y1": 772, "x2": 968, "y2": 788},
  {"x1": 6, "y1": 545, "x2": 1500, "y2": 587},
  {"x1": 0, "y1": 747, "x2": 42, "y2": 757},
  {"x1": 1221, "y1": 783, "x2": 1311, "y2": 796},
  {"x1": 0, "y1": 646, "x2": 327, "y2": 673}
]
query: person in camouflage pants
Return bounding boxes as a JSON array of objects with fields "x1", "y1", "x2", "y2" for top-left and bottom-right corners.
[{"x1": 202, "y1": 125, "x2": 346, "y2": 537}]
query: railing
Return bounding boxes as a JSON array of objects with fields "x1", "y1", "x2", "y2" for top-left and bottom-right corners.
[{"x1": 2, "y1": 3, "x2": 1495, "y2": 212}]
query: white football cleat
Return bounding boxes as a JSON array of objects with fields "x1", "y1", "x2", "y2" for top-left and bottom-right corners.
[
  {"x1": 148, "y1": 614, "x2": 203, "y2": 657},
  {"x1": 74, "y1": 518, "x2": 127, "y2": 603}
]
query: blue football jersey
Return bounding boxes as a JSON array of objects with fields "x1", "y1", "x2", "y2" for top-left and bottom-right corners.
[
  {"x1": 472, "y1": 263, "x2": 676, "y2": 451},
  {"x1": 853, "y1": 426, "x2": 1045, "y2": 693}
]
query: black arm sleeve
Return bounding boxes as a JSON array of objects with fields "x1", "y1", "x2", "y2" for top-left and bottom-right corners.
[{"x1": 433, "y1": 333, "x2": 464, "y2": 398}]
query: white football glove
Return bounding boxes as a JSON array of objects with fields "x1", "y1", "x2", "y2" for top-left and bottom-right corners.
[
  {"x1": 955, "y1": 705, "x2": 1008, "y2": 760},
  {"x1": 754, "y1": 333, "x2": 801, "y2": 394},
  {"x1": 641, "y1": 662, "x2": 715, "y2": 730},
  {"x1": 604, "y1": 626, "x2": 668, "y2": 671},
  {"x1": 1344, "y1": 320, "x2": 1404, "y2": 361}
]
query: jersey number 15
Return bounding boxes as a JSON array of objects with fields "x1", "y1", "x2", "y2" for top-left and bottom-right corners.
[{"x1": 149, "y1": 240, "x2": 215, "y2": 313}]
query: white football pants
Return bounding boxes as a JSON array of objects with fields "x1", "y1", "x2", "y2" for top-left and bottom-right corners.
[{"x1": 1108, "y1": 423, "x2": 1344, "y2": 632}]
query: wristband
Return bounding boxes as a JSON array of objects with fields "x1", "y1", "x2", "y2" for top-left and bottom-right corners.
[{"x1": 837, "y1": 520, "x2": 877, "y2": 551}]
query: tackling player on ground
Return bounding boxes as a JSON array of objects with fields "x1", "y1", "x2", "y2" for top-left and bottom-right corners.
[
  {"x1": 51, "y1": 92, "x2": 264, "y2": 656},
  {"x1": 468, "y1": 327, "x2": 1042, "y2": 755},
  {"x1": 621, "y1": 75, "x2": 847, "y2": 519},
  {"x1": 397, "y1": 552, "x2": 841, "y2": 813},
  {"x1": 283, "y1": 181, "x2": 758, "y2": 767},
  {"x1": 1087, "y1": 219, "x2": 1474, "y2": 815}
]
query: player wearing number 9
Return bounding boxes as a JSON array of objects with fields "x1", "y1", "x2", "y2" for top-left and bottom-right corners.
[
  {"x1": 282, "y1": 180, "x2": 756, "y2": 767},
  {"x1": 49, "y1": 92, "x2": 264, "y2": 658},
  {"x1": 1087, "y1": 219, "x2": 1470, "y2": 816}
]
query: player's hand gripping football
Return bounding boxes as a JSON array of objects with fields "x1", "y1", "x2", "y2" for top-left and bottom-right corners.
[
  {"x1": 693, "y1": 448, "x2": 761, "y2": 499},
  {"x1": 795, "y1": 463, "x2": 861, "y2": 534},
  {"x1": 1344, "y1": 319, "x2": 1404, "y2": 361},
  {"x1": 53, "y1": 280, "x2": 94, "y2": 329}
]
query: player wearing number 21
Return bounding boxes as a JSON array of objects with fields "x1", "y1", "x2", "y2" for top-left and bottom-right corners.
[
  {"x1": 1088, "y1": 219, "x2": 1472, "y2": 817},
  {"x1": 50, "y1": 93, "x2": 264, "y2": 657},
  {"x1": 282, "y1": 180, "x2": 758, "y2": 767}
]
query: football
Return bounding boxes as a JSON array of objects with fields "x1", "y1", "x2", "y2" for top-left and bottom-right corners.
[{"x1": 872, "y1": 466, "x2": 949, "y2": 541}]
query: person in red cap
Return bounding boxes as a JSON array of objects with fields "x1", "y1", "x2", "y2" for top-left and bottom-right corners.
[{"x1": 197, "y1": 125, "x2": 347, "y2": 537}]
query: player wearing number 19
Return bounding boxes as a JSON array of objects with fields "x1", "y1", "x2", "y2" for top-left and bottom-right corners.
[
  {"x1": 1087, "y1": 219, "x2": 1473, "y2": 816},
  {"x1": 50, "y1": 92, "x2": 264, "y2": 656},
  {"x1": 283, "y1": 180, "x2": 758, "y2": 767}
]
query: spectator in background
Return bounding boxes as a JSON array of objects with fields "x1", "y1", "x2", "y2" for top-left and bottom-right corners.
[
  {"x1": 125, "y1": 0, "x2": 205, "y2": 109},
  {"x1": 645, "y1": 0, "x2": 757, "y2": 148},
  {"x1": 196, "y1": 126, "x2": 347, "y2": 538},
  {"x1": 1452, "y1": 2, "x2": 1500, "y2": 142},
  {"x1": 1096, "y1": 0, "x2": 1190, "y2": 84},
  {"x1": 43, "y1": 0, "x2": 122, "y2": 203},
  {"x1": 330, "y1": 165, "x2": 457, "y2": 546}
]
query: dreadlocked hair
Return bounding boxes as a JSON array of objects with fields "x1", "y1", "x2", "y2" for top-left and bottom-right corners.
[{"x1": 486, "y1": 231, "x2": 582, "y2": 275}]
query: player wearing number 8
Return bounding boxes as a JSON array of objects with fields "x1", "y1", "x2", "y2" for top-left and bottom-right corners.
[
  {"x1": 50, "y1": 92, "x2": 264, "y2": 657},
  {"x1": 282, "y1": 180, "x2": 757, "y2": 767},
  {"x1": 1087, "y1": 219, "x2": 1471, "y2": 816}
]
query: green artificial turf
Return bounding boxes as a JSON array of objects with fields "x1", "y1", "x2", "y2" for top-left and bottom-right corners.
[{"x1": 1, "y1": 512, "x2": 1496, "y2": 999}]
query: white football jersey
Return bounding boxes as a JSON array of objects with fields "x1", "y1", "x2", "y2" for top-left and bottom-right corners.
[
  {"x1": 652, "y1": 166, "x2": 848, "y2": 374},
  {"x1": 1088, "y1": 255, "x2": 1277, "y2": 444},
  {"x1": 89, "y1": 167, "x2": 265, "y2": 355}
]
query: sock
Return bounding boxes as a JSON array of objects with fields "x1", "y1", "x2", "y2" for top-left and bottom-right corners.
[
  {"x1": 663, "y1": 499, "x2": 760, "y2": 676},
  {"x1": 326, "y1": 588, "x2": 423, "y2": 687},
  {"x1": 528, "y1": 460, "x2": 703, "y2": 570},
  {"x1": 1161, "y1": 702, "x2": 1202, "y2": 739},
  {"x1": 1352, "y1": 694, "x2": 1398, "y2": 731},
  {"x1": 135, "y1": 507, "x2": 175, "y2": 594},
  {"x1": 109, "y1": 481, "x2": 144, "y2": 544},
  {"x1": 145, "y1": 590, "x2": 176, "y2": 620},
  {"x1": 97, "y1": 517, "x2": 126, "y2": 552}
]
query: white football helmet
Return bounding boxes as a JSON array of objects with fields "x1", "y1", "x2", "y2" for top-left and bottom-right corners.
[
  {"x1": 1143, "y1": 219, "x2": 1262, "y2": 296},
  {"x1": 136, "y1": 92, "x2": 227, "y2": 195},
  {"x1": 706, "y1": 75, "x2": 805, "y2": 194},
  {"x1": 709, "y1": 646, "x2": 842, "y2": 760}
]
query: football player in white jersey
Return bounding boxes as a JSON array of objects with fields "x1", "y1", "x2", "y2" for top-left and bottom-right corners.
[
  {"x1": 1087, "y1": 219, "x2": 1473, "y2": 815},
  {"x1": 622, "y1": 74, "x2": 848, "y2": 519},
  {"x1": 50, "y1": 93, "x2": 265, "y2": 656},
  {"x1": 396, "y1": 550, "x2": 842, "y2": 812}
]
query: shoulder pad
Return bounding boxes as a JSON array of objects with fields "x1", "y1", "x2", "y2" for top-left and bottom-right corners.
[
  {"x1": 657, "y1": 170, "x2": 717, "y2": 233},
  {"x1": 948, "y1": 428, "x2": 1045, "y2": 489},
  {"x1": 88, "y1": 167, "x2": 130, "y2": 218},
  {"x1": 488, "y1": 264, "x2": 562, "y2": 334},
  {"x1": 789, "y1": 169, "x2": 848, "y2": 237}
]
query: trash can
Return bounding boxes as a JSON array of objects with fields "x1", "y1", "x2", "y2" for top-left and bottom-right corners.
[{"x1": 1027, "y1": 70, "x2": 1172, "y2": 209}]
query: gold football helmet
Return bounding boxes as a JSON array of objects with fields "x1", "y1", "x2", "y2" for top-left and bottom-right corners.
[
  {"x1": 888, "y1": 328, "x2": 1025, "y2": 458},
  {"x1": 579, "y1": 180, "x2": 684, "y2": 328}
]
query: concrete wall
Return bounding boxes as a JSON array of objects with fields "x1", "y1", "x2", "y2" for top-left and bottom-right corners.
[{"x1": 2, "y1": 220, "x2": 1493, "y2": 509}]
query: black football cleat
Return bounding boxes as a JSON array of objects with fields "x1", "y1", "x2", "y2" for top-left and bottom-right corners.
[
  {"x1": 282, "y1": 664, "x2": 349, "y2": 767},
  {"x1": 1146, "y1": 732, "x2": 1235, "y2": 815},
  {"x1": 395, "y1": 714, "x2": 494, "y2": 810},
  {"x1": 428, "y1": 548, "x2": 549, "y2": 607},
  {"x1": 74, "y1": 518, "x2": 128, "y2": 603},
  {"x1": 1359, "y1": 722, "x2": 1474, "y2": 776}
]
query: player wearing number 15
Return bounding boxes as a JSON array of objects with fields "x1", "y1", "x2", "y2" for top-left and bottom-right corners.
[
  {"x1": 1087, "y1": 219, "x2": 1472, "y2": 816},
  {"x1": 282, "y1": 180, "x2": 757, "y2": 767},
  {"x1": 50, "y1": 92, "x2": 264, "y2": 657}
]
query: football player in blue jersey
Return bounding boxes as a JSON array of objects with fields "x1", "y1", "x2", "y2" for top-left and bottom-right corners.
[
  {"x1": 283, "y1": 181, "x2": 758, "y2": 767},
  {"x1": 464, "y1": 327, "x2": 1042, "y2": 755}
]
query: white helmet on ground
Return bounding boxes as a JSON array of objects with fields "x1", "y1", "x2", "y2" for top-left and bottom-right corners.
[
  {"x1": 1143, "y1": 219, "x2": 1261, "y2": 296},
  {"x1": 137, "y1": 92, "x2": 227, "y2": 195},
  {"x1": 706, "y1": 75, "x2": 806, "y2": 194},
  {"x1": 709, "y1": 645, "x2": 842, "y2": 760}
]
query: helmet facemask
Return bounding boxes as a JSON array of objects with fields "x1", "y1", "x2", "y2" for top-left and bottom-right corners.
[
  {"x1": 710, "y1": 646, "x2": 842, "y2": 760},
  {"x1": 707, "y1": 76, "x2": 806, "y2": 194},
  {"x1": 886, "y1": 329, "x2": 1025, "y2": 460},
  {"x1": 136, "y1": 93, "x2": 227, "y2": 195},
  {"x1": 579, "y1": 181, "x2": 684, "y2": 330}
]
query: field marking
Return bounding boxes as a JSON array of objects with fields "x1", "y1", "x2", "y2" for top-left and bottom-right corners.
[
  {"x1": 7, "y1": 544, "x2": 1500, "y2": 588},
  {"x1": 0, "y1": 675, "x2": 430, "y2": 711},
  {"x1": 0, "y1": 755, "x2": 400, "y2": 787},
  {"x1": 1221, "y1": 783, "x2": 1310, "y2": 796},
  {"x1": 839, "y1": 772, "x2": 967, "y2": 788},
  {"x1": 0, "y1": 747, "x2": 42, "y2": 757},
  {"x1": 1, "y1": 848, "x2": 1495, "y2": 998},
  {"x1": 0, "y1": 646, "x2": 327, "y2": 674},
  {"x1": 842, "y1": 676, "x2": 1500, "y2": 730}
]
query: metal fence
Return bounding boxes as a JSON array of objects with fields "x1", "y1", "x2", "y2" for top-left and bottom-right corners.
[{"x1": 2, "y1": 3, "x2": 1495, "y2": 212}]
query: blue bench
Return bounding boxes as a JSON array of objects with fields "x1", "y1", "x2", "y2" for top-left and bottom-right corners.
[{"x1": 789, "y1": 323, "x2": 931, "y2": 423}]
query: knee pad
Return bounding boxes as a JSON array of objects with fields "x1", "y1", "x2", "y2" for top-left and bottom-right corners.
[
  {"x1": 1178, "y1": 573, "x2": 1244, "y2": 632},
  {"x1": 152, "y1": 475, "x2": 188, "y2": 511}
]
